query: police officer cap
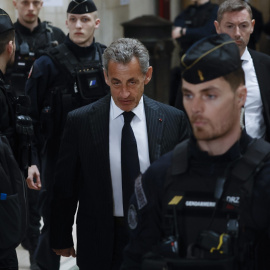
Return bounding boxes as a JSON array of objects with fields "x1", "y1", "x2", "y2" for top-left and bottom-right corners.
[
  {"x1": 67, "y1": 0, "x2": 97, "y2": 14},
  {"x1": 181, "y1": 34, "x2": 241, "y2": 84},
  {"x1": 0, "y1": 8, "x2": 14, "y2": 34}
]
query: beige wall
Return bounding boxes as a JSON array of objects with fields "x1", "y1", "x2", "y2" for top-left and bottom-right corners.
[{"x1": 0, "y1": 0, "x2": 156, "y2": 46}]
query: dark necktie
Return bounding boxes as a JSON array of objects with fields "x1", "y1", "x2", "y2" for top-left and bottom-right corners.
[{"x1": 121, "y1": 111, "x2": 140, "y2": 215}]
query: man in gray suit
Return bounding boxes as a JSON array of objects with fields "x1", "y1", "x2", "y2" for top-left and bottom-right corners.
[{"x1": 49, "y1": 38, "x2": 190, "y2": 270}]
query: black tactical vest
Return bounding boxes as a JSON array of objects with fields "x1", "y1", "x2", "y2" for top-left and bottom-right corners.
[
  {"x1": 7, "y1": 22, "x2": 57, "y2": 96},
  {"x1": 143, "y1": 139, "x2": 270, "y2": 270},
  {"x1": 40, "y1": 43, "x2": 109, "y2": 140}
]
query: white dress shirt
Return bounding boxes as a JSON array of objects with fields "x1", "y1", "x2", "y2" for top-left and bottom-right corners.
[
  {"x1": 241, "y1": 48, "x2": 266, "y2": 139},
  {"x1": 109, "y1": 96, "x2": 150, "y2": 217}
]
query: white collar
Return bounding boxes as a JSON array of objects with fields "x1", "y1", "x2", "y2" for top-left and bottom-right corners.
[{"x1": 241, "y1": 47, "x2": 251, "y2": 62}]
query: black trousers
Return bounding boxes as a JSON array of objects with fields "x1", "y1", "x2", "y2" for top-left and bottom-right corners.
[
  {"x1": 22, "y1": 189, "x2": 41, "y2": 253},
  {"x1": 111, "y1": 217, "x2": 129, "y2": 270},
  {"x1": 0, "y1": 249, "x2": 18, "y2": 270},
  {"x1": 35, "y1": 189, "x2": 60, "y2": 270}
]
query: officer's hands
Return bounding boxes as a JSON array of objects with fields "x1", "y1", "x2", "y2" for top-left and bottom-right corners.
[
  {"x1": 53, "y1": 247, "x2": 76, "y2": 257},
  {"x1": 172, "y1": 27, "x2": 186, "y2": 39},
  {"x1": 26, "y1": 165, "x2": 42, "y2": 190},
  {"x1": 172, "y1": 27, "x2": 181, "y2": 39}
]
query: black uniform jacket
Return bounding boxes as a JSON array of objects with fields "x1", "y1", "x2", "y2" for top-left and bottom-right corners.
[
  {"x1": 50, "y1": 94, "x2": 190, "y2": 269},
  {"x1": 121, "y1": 132, "x2": 270, "y2": 269},
  {"x1": 0, "y1": 71, "x2": 17, "y2": 154}
]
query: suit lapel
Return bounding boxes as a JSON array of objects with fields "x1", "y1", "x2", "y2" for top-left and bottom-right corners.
[
  {"x1": 249, "y1": 49, "x2": 270, "y2": 138},
  {"x1": 144, "y1": 95, "x2": 165, "y2": 163},
  {"x1": 249, "y1": 50, "x2": 268, "y2": 95}
]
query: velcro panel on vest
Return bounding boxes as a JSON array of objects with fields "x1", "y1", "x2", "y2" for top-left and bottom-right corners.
[{"x1": 49, "y1": 44, "x2": 79, "y2": 75}]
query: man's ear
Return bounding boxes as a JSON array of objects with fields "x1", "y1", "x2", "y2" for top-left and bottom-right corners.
[
  {"x1": 12, "y1": 0, "x2": 17, "y2": 9},
  {"x1": 214, "y1": 20, "x2": 220, "y2": 34},
  {"x1": 250, "y1": 19, "x2": 255, "y2": 34},
  {"x1": 95, "y1": 18, "x2": 101, "y2": 29},
  {"x1": 144, "y1": 66, "x2": 153, "y2": 85},
  {"x1": 236, "y1": 85, "x2": 247, "y2": 107},
  {"x1": 7, "y1": 40, "x2": 14, "y2": 56}
]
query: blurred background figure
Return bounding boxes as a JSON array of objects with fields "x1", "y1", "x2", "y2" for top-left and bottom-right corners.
[
  {"x1": 243, "y1": 0, "x2": 264, "y2": 50},
  {"x1": 5, "y1": 2, "x2": 65, "y2": 270},
  {"x1": 170, "y1": 0, "x2": 218, "y2": 110},
  {"x1": 7, "y1": 0, "x2": 65, "y2": 96}
]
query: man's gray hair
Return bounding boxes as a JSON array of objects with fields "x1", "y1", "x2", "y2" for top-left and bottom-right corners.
[
  {"x1": 217, "y1": 0, "x2": 253, "y2": 23},
  {"x1": 103, "y1": 38, "x2": 150, "y2": 75}
]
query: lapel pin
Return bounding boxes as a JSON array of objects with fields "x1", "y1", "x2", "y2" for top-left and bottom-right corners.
[{"x1": 159, "y1": 118, "x2": 162, "y2": 122}]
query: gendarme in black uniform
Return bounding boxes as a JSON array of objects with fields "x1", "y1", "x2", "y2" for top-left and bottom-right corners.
[
  {"x1": 6, "y1": 19, "x2": 65, "y2": 96},
  {"x1": 170, "y1": 1, "x2": 218, "y2": 109},
  {"x1": 122, "y1": 133, "x2": 270, "y2": 270},
  {"x1": 121, "y1": 34, "x2": 270, "y2": 270},
  {"x1": 25, "y1": 1, "x2": 109, "y2": 269},
  {"x1": 173, "y1": 0, "x2": 218, "y2": 56}
]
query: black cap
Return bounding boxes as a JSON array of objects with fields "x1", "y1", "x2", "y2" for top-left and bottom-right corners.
[
  {"x1": 181, "y1": 34, "x2": 241, "y2": 84},
  {"x1": 67, "y1": 0, "x2": 97, "y2": 14},
  {"x1": 0, "y1": 8, "x2": 14, "y2": 34}
]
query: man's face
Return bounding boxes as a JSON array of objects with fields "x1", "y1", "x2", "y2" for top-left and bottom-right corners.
[
  {"x1": 214, "y1": 9, "x2": 254, "y2": 56},
  {"x1": 104, "y1": 57, "x2": 152, "y2": 112},
  {"x1": 182, "y1": 77, "x2": 246, "y2": 142},
  {"x1": 13, "y1": 0, "x2": 43, "y2": 25},
  {"x1": 66, "y1": 13, "x2": 100, "y2": 47}
]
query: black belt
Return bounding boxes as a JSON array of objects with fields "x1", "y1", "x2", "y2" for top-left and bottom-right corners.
[{"x1": 114, "y1": 217, "x2": 125, "y2": 227}]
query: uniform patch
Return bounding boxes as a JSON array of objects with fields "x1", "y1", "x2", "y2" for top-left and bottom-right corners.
[
  {"x1": 168, "y1": 196, "x2": 183, "y2": 205},
  {"x1": 28, "y1": 66, "x2": 33, "y2": 79},
  {"x1": 135, "y1": 174, "x2": 147, "y2": 210},
  {"x1": 128, "y1": 204, "x2": 138, "y2": 230},
  {"x1": 89, "y1": 78, "x2": 97, "y2": 88}
]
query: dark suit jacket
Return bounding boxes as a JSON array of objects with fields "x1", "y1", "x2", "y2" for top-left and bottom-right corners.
[
  {"x1": 249, "y1": 49, "x2": 270, "y2": 141},
  {"x1": 50, "y1": 94, "x2": 190, "y2": 269}
]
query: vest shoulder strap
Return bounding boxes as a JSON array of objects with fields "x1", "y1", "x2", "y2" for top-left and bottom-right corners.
[
  {"x1": 93, "y1": 42, "x2": 106, "y2": 63},
  {"x1": 44, "y1": 21, "x2": 53, "y2": 44},
  {"x1": 231, "y1": 138, "x2": 270, "y2": 181},
  {"x1": 171, "y1": 139, "x2": 190, "y2": 176},
  {"x1": 46, "y1": 43, "x2": 79, "y2": 76}
]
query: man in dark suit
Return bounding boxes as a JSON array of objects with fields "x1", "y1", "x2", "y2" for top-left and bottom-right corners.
[
  {"x1": 49, "y1": 38, "x2": 190, "y2": 270},
  {"x1": 214, "y1": 0, "x2": 270, "y2": 141}
]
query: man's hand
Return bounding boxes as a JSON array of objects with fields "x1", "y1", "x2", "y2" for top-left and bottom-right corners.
[
  {"x1": 53, "y1": 247, "x2": 76, "y2": 257},
  {"x1": 172, "y1": 27, "x2": 186, "y2": 39},
  {"x1": 26, "y1": 165, "x2": 41, "y2": 190},
  {"x1": 172, "y1": 27, "x2": 181, "y2": 39}
]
